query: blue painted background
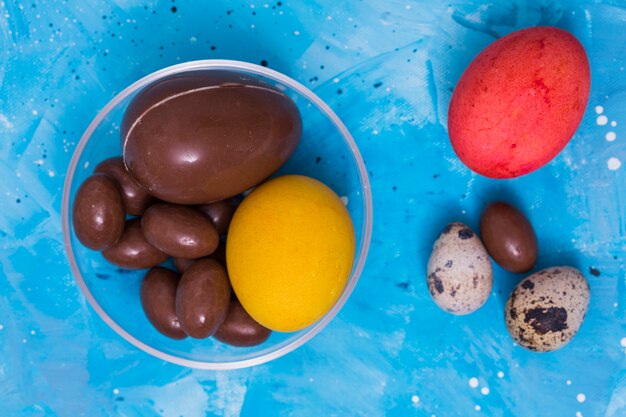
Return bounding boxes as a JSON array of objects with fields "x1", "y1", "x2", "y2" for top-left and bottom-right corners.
[{"x1": 1, "y1": 0, "x2": 625, "y2": 416}]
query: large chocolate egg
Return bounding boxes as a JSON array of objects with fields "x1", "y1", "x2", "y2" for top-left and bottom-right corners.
[{"x1": 122, "y1": 70, "x2": 302, "y2": 204}]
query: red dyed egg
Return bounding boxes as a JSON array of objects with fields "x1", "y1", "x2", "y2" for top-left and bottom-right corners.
[{"x1": 448, "y1": 26, "x2": 590, "y2": 178}]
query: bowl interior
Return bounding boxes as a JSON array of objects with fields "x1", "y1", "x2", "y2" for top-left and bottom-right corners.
[{"x1": 63, "y1": 61, "x2": 372, "y2": 369}]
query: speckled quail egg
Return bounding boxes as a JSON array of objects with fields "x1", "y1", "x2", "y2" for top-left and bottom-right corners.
[
  {"x1": 427, "y1": 222, "x2": 493, "y2": 315},
  {"x1": 505, "y1": 266, "x2": 590, "y2": 352}
]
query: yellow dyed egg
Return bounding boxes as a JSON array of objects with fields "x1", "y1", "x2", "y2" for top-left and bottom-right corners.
[{"x1": 226, "y1": 175, "x2": 356, "y2": 332}]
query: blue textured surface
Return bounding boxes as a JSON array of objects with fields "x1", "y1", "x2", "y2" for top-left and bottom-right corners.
[{"x1": 1, "y1": 1, "x2": 625, "y2": 416}]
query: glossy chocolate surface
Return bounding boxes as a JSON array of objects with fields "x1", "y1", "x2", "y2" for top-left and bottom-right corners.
[
  {"x1": 102, "y1": 219, "x2": 168, "y2": 269},
  {"x1": 72, "y1": 173, "x2": 125, "y2": 250},
  {"x1": 197, "y1": 199, "x2": 237, "y2": 235},
  {"x1": 172, "y1": 257, "x2": 196, "y2": 274},
  {"x1": 122, "y1": 70, "x2": 302, "y2": 204},
  {"x1": 215, "y1": 299, "x2": 271, "y2": 347},
  {"x1": 480, "y1": 201, "x2": 538, "y2": 273},
  {"x1": 141, "y1": 203, "x2": 219, "y2": 258},
  {"x1": 176, "y1": 259, "x2": 231, "y2": 339},
  {"x1": 173, "y1": 243, "x2": 226, "y2": 274},
  {"x1": 94, "y1": 156, "x2": 156, "y2": 215},
  {"x1": 210, "y1": 242, "x2": 227, "y2": 268},
  {"x1": 140, "y1": 267, "x2": 187, "y2": 340}
]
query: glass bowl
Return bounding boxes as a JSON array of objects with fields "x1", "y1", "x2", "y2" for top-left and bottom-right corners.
[{"x1": 61, "y1": 60, "x2": 373, "y2": 370}]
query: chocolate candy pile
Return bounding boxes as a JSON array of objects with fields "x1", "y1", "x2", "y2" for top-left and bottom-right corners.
[
  {"x1": 73, "y1": 159, "x2": 271, "y2": 346},
  {"x1": 72, "y1": 71, "x2": 303, "y2": 345}
]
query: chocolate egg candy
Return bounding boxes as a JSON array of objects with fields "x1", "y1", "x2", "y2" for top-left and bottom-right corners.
[
  {"x1": 173, "y1": 257, "x2": 196, "y2": 274},
  {"x1": 480, "y1": 202, "x2": 538, "y2": 273},
  {"x1": 94, "y1": 157, "x2": 156, "y2": 215},
  {"x1": 72, "y1": 173, "x2": 125, "y2": 250},
  {"x1": 102, "y1": 219, "x2": 168, "y2": 269},
  {"x1": 122, "y1": 70, "x2": 302, "y2": 204},
  {"x1": 173, "y1": 243, "x2": 226, "y2": 274},
  {"x1": 197, "y1": 199, "x2": 237, "y2": 235},
  {"x1": 176, "y1": 259, "x2": 231, "y2": 339},
  {"x1": 140, "y1": 267, "x2": 187, "y2": 340},
  {"x1": 215, "y1": 299, "x2": 271, "y2": 347},
  {"x1": 210, "y1": 242, "x2": 227, "y2": 267},
  {"x1": 142, "y1": 203, "x2": 219, "y2": 258}
]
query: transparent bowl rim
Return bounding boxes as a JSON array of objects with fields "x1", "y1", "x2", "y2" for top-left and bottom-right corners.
[{"x1": 61, "y1": 59, "x2": 373, "y2": 370}]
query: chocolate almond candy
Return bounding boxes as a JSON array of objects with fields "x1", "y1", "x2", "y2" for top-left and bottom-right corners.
[
  {"x1": 140, "y1": 267, "x2": 187, "y2": 339},
  {"x1": 479, "y1": 202, "x2": 538, "y2": 273},
  {"x1": 197, "y1": 199, "x2": 237, "y2": 235},
  {"x1": 176, "y1": 259, "x2": 230, "y2": 339},
  {"x1": 94, "y1": 156, "x2": 156, "y2": 215},
  {"x1": 210, "y1": 242, "x2": 227, "y2": 268},
  {"x1": 215, "y1": 299, "x2": 271, "y2": 347},
  {"x1": 102, "y1": 219, "x2": 168, "y2": 269},
  {"x1": 173, "y1": 257, "x2": 196, "y2": 274},
  {"x1": 122, "y1": 70, "x2": 302, "y2": 204},
  {"x1": 142, "y1": 203, "x2": 219, "y2": 258},
  {"x1": 72, "y1": 173, "x2": 125, "y2": 250},
  {"x1": 173, "y1": 243, "x2": 226, "y2": 274}
]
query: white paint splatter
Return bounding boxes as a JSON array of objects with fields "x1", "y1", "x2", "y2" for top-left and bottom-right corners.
[
  {"x1": 30, "y1": 330, "x2": 36, "y2": 335},
  {"x1": 595, "y1": 105, "x2": 604, "y2": 114},
  {"x1": 608, "y1": 157, "x2": 621, "y2": 171},
  {"x1": 113, "y1": 388, "x2": 119, "y2": 395},
  {"x1": 469, "y1": 377, "x2": 479, "y2": 388},
  {"x1": 83, "y1": 161, "x2": 90, "y2": 169},
  {"x1": 567, "y1": 380, "x2": 572, "y2": 385},
  {"x1": 606, "y1": 132, "x2": 617, "y2": 142},
  {"x1": 576, "y1": 412, "x2": 583, "y2": 417},
  {"x1": 611, "y1": 121, "x2": 617, "y2": 127},
  {"x1": 615, "y1": 302, "x2": 619, "y2": 308},
  {"x1": 0, "y1": 324, "x2": 3, "y2": 330},
  {"x1": 577, "y1": 393, "x2": 586, "y2": 403},
  {"x1": 34, "y1": 159, "x2": 44, "y2": 166},
  {"x1": 620, "y1": 337, "x2": 626, "y2": 347},
  {"x1": 481, "y1": 387, "x2": 490, "y2": 395},
  {"x1": 293, "y1": 30, "x2": 300, "y2": 36},
  {"x1": 475, "y1": 405, "x2": 481, "y2": 411},
  {"x1": 48, "y1": 170, "x2": 55, "y2": 177},
  {"x1": 340, "y1": 196, "x2": 349, "y2": 206},
  {"x1": 497, "y1": 371, "x2": 504, "y2": 378},
  {"x1": 32, "y1": 109, "x2": 38, "y2": 116},
  {"x1": 411, "y1": 395, "x2": 420, "y2": 404},
  {"x1": 22, "y1": 339, "x2": 27, "y2": 343},
  {"x1": 597, "y1": 115, "x2": 608, "y2": 126},
  {"x1": 0, "y1": 113, "x2": 14, "y2": 129}
]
